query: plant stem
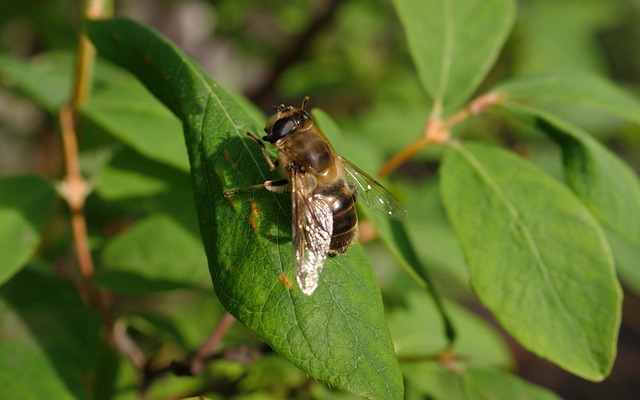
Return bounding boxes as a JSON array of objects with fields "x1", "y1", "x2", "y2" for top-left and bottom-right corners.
[
  {"x1": 191, "y1": 312, "x2": 237, "y2": 374},
  {"x1": 57, "y1": 0, "x2": 115, "y2": 333},
  {"x1": 376, "y1": 92, "x2": 505, "y2": 178}
]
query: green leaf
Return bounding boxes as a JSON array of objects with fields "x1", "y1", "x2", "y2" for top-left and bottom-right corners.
[
  {"x1": 87, "y1": 18, "x2": 403, "y2": 399},
  {"x1": 99, "y1": 214, "x2": 210, "y2": 293},
  {"x1": 0, "y1": 267, "x2": 101, "y2": 399},
  {"x1": 391, "y1": 0, "x2": 514, "y2": 110},
  {"x1": 513, "y1": 0, "x2": 618, "y2": 76},
  {"x1": 607, "y1": 229, "x2": 640, "y2": 297},
  {"x1": 82, "y1": 79, "x2": 189, "y2": 171},
  {"x1": 440, "y1": 142, "x2": 621, "y2": 381},
  {"x1": 497, "y1": 71, "x2": 640, "y2": 126},
  {"x1": 0, "y1": 52, "x2": 126, "y2": 114},
  {"x1": 505, "y1": 104, "x2": 640, "y2": 245},
  {"x1": 0, "y1": 52, "x2": 72, "y2": 113},
  {"x1": 96, "y1": 147, "x2": 185, "y2": 201},
  {"x1": 0, "y1": 175, "x2": 56, "y2": 286},
  {"x1": 403, "y1": 362, "x2": 561, "y2": 400}
]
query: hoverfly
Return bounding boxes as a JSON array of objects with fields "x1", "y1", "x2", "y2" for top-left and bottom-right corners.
[{"x1": 224, "y1": 97, "x2": 407, "y2": 295}]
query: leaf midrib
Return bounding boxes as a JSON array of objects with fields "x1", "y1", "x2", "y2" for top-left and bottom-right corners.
[{"x1": 453, "y1": 144, "x2": 574, "y2": 331}]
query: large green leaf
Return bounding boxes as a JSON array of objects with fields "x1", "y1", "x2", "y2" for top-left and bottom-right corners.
[
  {"x1": 0, "y1": 175, "x2": 56, "y2": 286},
  {"x1": 504, "y1": 104, "x2": 640, "y2": 245},
  {"x1": 440, "y1": 142, "x2": 621, "y2": 381},
  {"x1": 86, "y1": 19, "x2": 403, "y2": 399},
  {"x1": 391, "y1": 0, "x2": 514, "y2": 110},
  {"x1": 0, "y1": 267, "x2": 101, "y2": 399}
]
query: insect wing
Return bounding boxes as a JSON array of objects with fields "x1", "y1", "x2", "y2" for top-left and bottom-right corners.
[
  {"x1": 291, "y1": 172, "x2": 333, "y2": 295},
  {"x1": 341, "y1": 156, "x2": 407, "y2": 219}
]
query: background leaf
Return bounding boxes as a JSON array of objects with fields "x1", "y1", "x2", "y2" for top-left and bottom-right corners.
[
  {"x1": 86, "y1": 18, "x2": 403, "y2": 399},
  {"x1": 403, "y1": 362, "x2": 561, "y2": 400},
  {"x1": 82, "y1": 79, "x2": 189, "y2": 172},
  {"x1": 0, "y1": 175, "x2": 56, "y2": 286},
  {"x1": 99, "y1": 214, "x2": 210, "y2": 293},
  {"x1": 388, "y1": 290, "x2": 512, "y2": 368},
  {"x1": 391, "y1": 0, "x2": 514, "y2": 110},
  {"x1": 440, "y1": 142, "x2": 621, "y2": 381},
  {"x1": 0, "y1": 267, "x2": 101, "y2": 399},
  {"x1": 497, "y1": 71, "x2": 640, "y2": 127},
  {"x1": 513, "y1": 0, "x2": 618, "y2": 76}
]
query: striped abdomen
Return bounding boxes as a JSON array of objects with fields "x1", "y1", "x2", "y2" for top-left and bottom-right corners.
[{"x1": 318, "y1": 180, "x2": 358, "y2": 254}]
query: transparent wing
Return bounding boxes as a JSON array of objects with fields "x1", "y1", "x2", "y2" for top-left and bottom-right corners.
[
  {"x1": 291, "y1": 172, "x2": 333, "y2": 295},
  {"x1": 340, "y1": 156, "x2": 408, "y2": 219}
]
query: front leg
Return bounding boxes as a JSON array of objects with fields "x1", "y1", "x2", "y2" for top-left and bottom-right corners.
[
  {"x1": 244, "y1": 131, "x2": 278, "y2": 171},
  {"x1": 223, "y1": 131, "x2": 285, "y2": 197}
]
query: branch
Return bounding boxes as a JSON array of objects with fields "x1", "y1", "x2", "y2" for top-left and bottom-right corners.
[
  {"x1": 141, "y1": 313, "x2": 240, "y2": 391},
  {"x1": 377, "y1": 92, "x2": 505, "y2": 178}
]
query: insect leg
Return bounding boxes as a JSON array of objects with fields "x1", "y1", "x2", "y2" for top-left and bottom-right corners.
[
  {"x1": 224, "y1": 178, "x2": 289, "y2": 197},
  {"x1": 244, "y1": 131, "x2": 278, "y2": 171}
]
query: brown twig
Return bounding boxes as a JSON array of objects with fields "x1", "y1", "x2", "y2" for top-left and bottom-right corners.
[
  {"x1": 58, "y1": 0, "x2": 115, "y2": 342},
  {"x1": 58, "y1": 107, "x2": 95, "y2": 296},
  {"x1": 141, "y1": 313, "x2": 237, "y2": 392},
  {"x1": 377, "y1": 92, "x2": 505, "y2": 178},
  {"x1": 191, "y1": 312, "x2": 237, "y2": 374}
]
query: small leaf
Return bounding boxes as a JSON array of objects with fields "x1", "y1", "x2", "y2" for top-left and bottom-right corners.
[
  {"x1": 497, "y1": 71, "x2": 640, "y2": 126},
  {"x1": 0, "y1": 175, "x2": 56, "y2": 286},
  {"x1": 403, "y1": 362, "x2": 561, "y2": 400},
  {"x1": 96, "y1": 147, "x2": 184, "y2": 201},
  {"x1": 82, "y1": 79, "x2": 189, "y2": 171},
  {"x1": 440, "y1": 142, "x2": 621, "y2": 381},
  {"x1": 391, "y1": 0, "x2": 514, "y2": 110},
  {"x1": 0, "y1": 52, "x2": 126, "y2": 114},
  {"x1": 0, "y1": 267, "x2": 101, "y2": 399},
  {"x1": 87, "y1": 19, "x2": 403, "y2": 399},
  {"x1": 0, "y1": 52, "x2": 72, "y2": 113},
  {"x1": 99, "y1": 214, "x2": 210, "y2": 293}
]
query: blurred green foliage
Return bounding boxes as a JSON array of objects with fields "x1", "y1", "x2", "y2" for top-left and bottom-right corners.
[{"x1": 0, "y1": 0, "x2": 639, "y2": 399}]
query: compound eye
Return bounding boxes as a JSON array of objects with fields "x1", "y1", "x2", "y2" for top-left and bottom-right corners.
[{"x1": 269, "y1": 118, "x2": 297, "y2": 142}]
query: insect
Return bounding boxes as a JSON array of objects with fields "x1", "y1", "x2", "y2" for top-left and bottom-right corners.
[{"x1": 224, "y1": 97, "x2": 407, "y2": 295}]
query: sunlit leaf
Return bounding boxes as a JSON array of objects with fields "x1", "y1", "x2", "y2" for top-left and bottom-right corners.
[
  {"x1": 87, "y1": 18, "x2": 403, "y2": 399},
  {"x1": 391, "y1": 0, "x2": 514, "y2": 110},
  {"x1": 440, "y1": 142, "x2": 621, "y2": 381}
]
